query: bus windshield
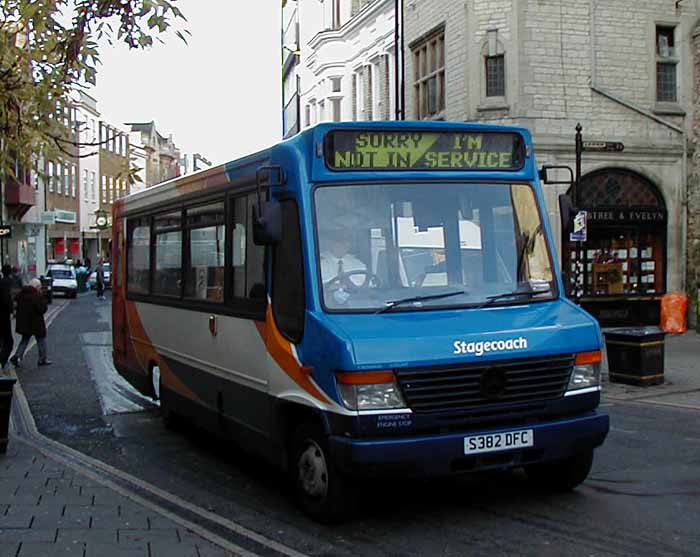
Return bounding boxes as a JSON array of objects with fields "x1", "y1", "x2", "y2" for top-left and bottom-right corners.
[{"x1": 315, "y1": 182, "x2": 555, "y2": 312}]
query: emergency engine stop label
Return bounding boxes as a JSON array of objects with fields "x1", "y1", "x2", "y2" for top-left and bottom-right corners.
[{"x1": 326, "y1": 130, "x2": 525, "y2": 171}]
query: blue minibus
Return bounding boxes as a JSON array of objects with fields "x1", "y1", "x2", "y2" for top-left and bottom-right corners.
[{"x1": 113, "y1": 121, "x2": 609, "y2": 523}]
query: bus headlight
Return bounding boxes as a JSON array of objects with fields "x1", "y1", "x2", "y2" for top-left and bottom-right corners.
[
  {"x1": 567, "y1": 351, "x2": 602, "y2": 390},
  {"x1": 336, "y1": 371, "x2": 406, "y2": 411}
]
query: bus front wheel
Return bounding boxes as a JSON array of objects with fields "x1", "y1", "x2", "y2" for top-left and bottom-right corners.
[
  {"x1": 290, "y1": 422, "x2": 356, "y2": 523},
  {"x1": 524, "y1": 449, "x2": 594, "y2": 492}
]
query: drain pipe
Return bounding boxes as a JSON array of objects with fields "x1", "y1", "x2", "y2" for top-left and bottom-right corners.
[{"x1": 589, "y1": 0, "x2": 688, "y2": 292}]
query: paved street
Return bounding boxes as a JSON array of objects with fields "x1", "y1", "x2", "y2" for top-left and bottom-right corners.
[{"x1": 4, "y1": 293, "x2": 700, "y2": 556}]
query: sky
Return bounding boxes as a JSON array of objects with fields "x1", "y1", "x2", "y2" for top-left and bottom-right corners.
[{"x1": 92, "y1": 1, "x2": 282, "y2": 168}]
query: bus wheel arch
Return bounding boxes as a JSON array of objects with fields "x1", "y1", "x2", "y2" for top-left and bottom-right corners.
[{"x1": 289, "y1": 420, "x2": 356, "y2": 523}]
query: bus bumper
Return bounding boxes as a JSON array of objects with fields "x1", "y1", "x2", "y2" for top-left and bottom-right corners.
[{"x1": 329, "y1": 411, "x2": 609, "y2": 477}]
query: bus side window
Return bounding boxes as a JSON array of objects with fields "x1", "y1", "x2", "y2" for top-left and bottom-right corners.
[
  {"x1": 272, "y1": 200, "x2": 305, "y2": 342},
  {"x1": 230, "y1": 193, "x2": 267, "y2": 314}
]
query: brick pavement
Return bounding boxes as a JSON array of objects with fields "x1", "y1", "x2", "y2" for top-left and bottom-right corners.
[{"x1": 0, "y1": 440, "x2": 235, "y2": 557}]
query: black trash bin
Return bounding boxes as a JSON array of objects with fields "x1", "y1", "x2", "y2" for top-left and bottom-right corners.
[
  {"x1": 603, "y1": 327, "x2": 666, "y2": 386},
  {"x1": 0, "y1": 376, "x2": 17, "y2": 454}
]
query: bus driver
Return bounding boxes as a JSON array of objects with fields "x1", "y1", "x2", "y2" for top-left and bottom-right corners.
[{"x1": 319, "y1": 229, "x2": 367, "y2": 289}]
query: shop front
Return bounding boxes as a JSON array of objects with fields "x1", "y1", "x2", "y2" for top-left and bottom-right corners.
[{"x1": 563, "y1": 168, "x2": 667, "y2": 327}]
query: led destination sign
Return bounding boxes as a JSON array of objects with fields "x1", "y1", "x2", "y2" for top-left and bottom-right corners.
[{"x1": 326, "y1": 130, "x2": 525, "y2": 171}]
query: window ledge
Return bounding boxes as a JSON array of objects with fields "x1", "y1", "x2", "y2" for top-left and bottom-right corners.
[
  {"x1": 652, "y1": 102, "x2": 685, "y2": 116},
  {"x1": 477, "y1": 101, "x2": 510, "y2": 112}
]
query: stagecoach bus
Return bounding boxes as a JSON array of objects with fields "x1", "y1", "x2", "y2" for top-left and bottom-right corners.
[{"x1": 112, "y1": 121, "x2": 609, "y2": 522}]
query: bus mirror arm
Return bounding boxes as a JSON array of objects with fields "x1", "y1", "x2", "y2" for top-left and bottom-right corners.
[
  {"x1": 252, "y1": 199, "x2": 282, "y2": 245},
  {"x1": 539, "y1": 164, "x2": 574, "y2": 186}
]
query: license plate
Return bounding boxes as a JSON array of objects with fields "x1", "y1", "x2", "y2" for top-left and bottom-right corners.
[{"x1": 464, "y1": 429, "x2": 534, "y2": 455}]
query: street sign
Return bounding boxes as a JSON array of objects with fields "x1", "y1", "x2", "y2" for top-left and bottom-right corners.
[
  {"x1": 41, "y1": 211, "x2": 56, "y2": 225},
  {"x1": 0, "y1": 226, "x2": 11, "y2": 239},
  {"x1": 581, "y1": 141, "x2": 624, "y2": 152},
  {"x1": 569, "y1": 210, "x2": 588, "y2": 242}
]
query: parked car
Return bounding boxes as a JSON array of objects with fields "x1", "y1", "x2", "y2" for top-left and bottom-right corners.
[
  {"x1": 47, "y1": 264, "x2": 78, "y2": 299},
  {"x1": 88, "y1": 262, "x2": 111, "y2": 290}
]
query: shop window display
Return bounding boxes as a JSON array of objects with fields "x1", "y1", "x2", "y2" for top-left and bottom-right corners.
[{"x1": 563, "y1": 169, "x2": 667, "y2": 322}]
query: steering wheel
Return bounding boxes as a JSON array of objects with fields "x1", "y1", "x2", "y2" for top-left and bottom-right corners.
[{"x1": 325, "y1": 270, "x2": 382, "y2": 291}]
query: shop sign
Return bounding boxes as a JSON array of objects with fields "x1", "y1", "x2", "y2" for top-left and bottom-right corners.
[
  {"x1": 0, "y1": 226, "x2": 11, "y2": 239},
  {"x1": 55, "y1": 210, "x2": 77, "y2": 224},
  {"x1": 586, "y1": 208, "x2": 666, "y2": 224},
  {"x1": 569, "y1": 211, "x2": 587, "y2": 242},
  {"x1": 41, "y1": 211, "x2": 56, "y2": 225}
]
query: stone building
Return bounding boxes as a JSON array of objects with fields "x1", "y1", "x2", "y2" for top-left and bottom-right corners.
[
  {"x1": 125, "y1": 122, "x2": 181, "y2": 187},
  {"x1": 403, "y1": 0, "x2": 697, "y2": 326},
  {"x1": 689, "y1": 22, "x2": 700, "y2": 328}
]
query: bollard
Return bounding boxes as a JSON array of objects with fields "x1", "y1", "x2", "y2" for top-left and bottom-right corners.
[{"x1": 0, "y1": 377, "x2": 17, "y2": 454}]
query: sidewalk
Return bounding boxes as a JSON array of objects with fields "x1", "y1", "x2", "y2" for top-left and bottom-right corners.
[
  {"x1": 1, "y1": 299, "x2": 237, "y2": 557},
  {"x1": 1, "y1": 440, "x2": 231, "y2": 557},
  {"x1": 602, "y1": 329, "x2": 700, "y2": 408}
]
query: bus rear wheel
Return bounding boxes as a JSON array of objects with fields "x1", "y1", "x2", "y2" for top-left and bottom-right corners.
[
  {"x1": 524, "y1": 449, "x2": 594, "y2": 492},
  {"x1": 290, "y1": 422, "x2": 356, "y2": 523}
]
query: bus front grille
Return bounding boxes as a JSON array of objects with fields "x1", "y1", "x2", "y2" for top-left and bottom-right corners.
[{"x1": 395, "y1": 354, "x2": 574, "y2": 413}]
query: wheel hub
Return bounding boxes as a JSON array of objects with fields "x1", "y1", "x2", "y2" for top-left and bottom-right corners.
[{"x1": 298, "y1": 440, "x2": 328, "y2": 498}]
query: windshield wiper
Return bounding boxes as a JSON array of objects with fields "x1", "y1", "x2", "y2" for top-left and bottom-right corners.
[
  {"x1": 476, "y1": 285, "x2": 551, "y2": 309},
  {"x1": 377, "y1": 290, "x2": 466, "y2": 314}
]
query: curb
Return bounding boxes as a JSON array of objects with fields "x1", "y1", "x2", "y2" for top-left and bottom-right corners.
[{"x1": 7, "y1": 298, "x2": 308, "y2": 557}]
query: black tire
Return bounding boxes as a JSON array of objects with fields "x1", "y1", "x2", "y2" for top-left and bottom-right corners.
[
  {"x1": 290, "y1": 422, "x2": 356, "y2": 523},
  {"x1": 525, "y1": 449, "x2": 594, "y2": 492}
]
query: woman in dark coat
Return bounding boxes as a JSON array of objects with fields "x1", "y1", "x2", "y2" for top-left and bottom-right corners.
[{"x1": 10, "y1": 278, "x2": 51, "y2": 367}]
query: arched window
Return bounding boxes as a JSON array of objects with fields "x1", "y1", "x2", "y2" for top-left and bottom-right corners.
[{"x1": 563, "y1": 168, "x2": 667, "y2": 325}]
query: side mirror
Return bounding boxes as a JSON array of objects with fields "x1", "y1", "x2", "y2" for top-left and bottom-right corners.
[
  {"x1": 558, "y1": 194, "x2": 574, "y2": 236},
  {"x1": 539, "y1": 164, "x2": 574, "y2": 185},
  {"x1": 253, "y1": 198, "x2": 281, "y2": 245}
]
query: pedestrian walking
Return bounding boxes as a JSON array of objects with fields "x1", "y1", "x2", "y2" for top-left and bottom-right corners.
[
  {"x1": 96, "y1": 258, "x2": 106, "y2": 300},
  {"x1": 0, "y1": 265, "x2": 14, "y2": 370},
  {"x1": 10, "y1": 278, "x2": 51, "y2": 368}
]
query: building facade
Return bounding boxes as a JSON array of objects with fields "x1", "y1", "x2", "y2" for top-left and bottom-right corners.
[
  {"x1": 285, "y1": 0, "x2": 398, "y2": 135},
  {"x1": 44, "y1": 105, "x2": 81, "y2": 264},
  {"x1": 125, "y1": 122, "x2": 181, "y2": 187},
  {"x1": 98, "y1": 122, "x2": 130, "y2": 259},
  {"x1": 403, "y1": 0, "x2": 697, "y2": 326},
  {"x1": 74, "y1": 91, "x2": 101, "y2": 264},
  {"x1": 689, "y1": 21, "x2": 700, "y2": 328}
]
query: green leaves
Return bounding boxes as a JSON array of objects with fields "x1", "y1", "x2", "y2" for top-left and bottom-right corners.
[{"x1": 0, "y1": 0, "x2": 187, "y2": 178}]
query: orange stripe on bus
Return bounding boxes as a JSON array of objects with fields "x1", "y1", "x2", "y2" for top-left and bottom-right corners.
[
  {"x1": 256, "y1": 306, "x2": 331, "y2": 405},
  {"x1": 124, "y1": 302, "x2": 202, "y2": 404}
]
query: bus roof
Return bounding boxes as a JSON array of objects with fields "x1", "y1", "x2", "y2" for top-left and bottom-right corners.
[{"x1": 117, "y1": 121, "x2": 536, "y2": 214}]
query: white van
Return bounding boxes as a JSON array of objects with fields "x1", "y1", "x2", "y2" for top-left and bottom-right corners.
[{"x1": 47, "y1": 264, "x2": 78, "y2": 299}]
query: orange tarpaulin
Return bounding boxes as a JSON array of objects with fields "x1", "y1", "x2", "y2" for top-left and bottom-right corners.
[{"x1": 660, "y1": 292, "x2": 688, "y2": 334}]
